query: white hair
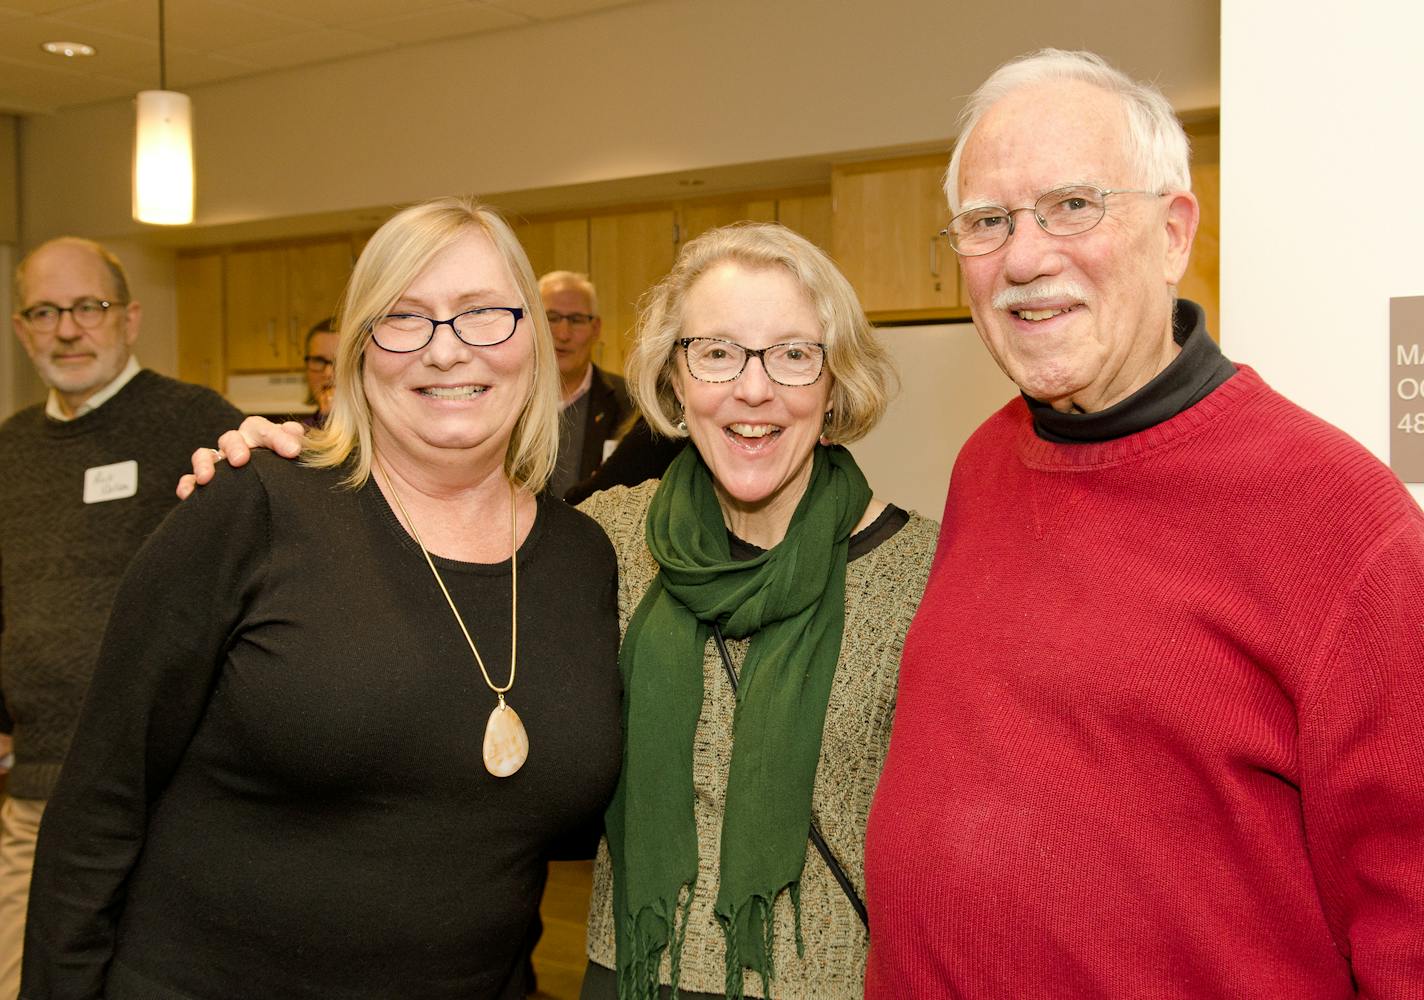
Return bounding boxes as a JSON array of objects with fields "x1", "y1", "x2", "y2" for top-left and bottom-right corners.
[
  {"x1": 537, "y1": 270, "x2": 599, "y2": 315},
  {"x1": 944, "y1": 48, "x2": 1192, "y2": 213}
]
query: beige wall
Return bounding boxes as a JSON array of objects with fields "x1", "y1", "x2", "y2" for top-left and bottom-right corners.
[
  {"x1": 10, "y1": 0, "x2": 1219, "y2": 382},
  {"x1": 1221, "y1": 0, "x2": 1423, "y2": 502},
  {"x1": 17, "y1": 0, "x2": 1219, "y2": 241}
]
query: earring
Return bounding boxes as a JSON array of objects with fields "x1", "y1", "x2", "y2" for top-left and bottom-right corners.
[
  {"x1": 819, "y1": 410, "x2": 833, "y2": 446},
  {"x1": 676, "y1": 412, "x2": 688, "y2": 435}
]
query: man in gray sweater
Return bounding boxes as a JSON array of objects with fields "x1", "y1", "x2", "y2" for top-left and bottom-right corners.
[{"x1": 0, "y1": 237, "x2": 241, "y2": 997}]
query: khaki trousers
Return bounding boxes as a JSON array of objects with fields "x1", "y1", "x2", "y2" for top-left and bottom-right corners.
[{"x1": 0, "y1": 796, "x2": 45, "y2": 1000}]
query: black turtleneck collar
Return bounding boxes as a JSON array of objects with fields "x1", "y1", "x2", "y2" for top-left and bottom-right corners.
[{"x1": 1025, "y1": 300, "x2": 1237, "y2": 443}]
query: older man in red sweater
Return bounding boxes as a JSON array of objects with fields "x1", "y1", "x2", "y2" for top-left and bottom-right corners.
[{"x1": 865, "y1": 50, "x2": 1424, "y2": 998}]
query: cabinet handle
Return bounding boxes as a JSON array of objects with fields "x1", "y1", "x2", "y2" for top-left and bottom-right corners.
[{"x1": 928, "y1": 234, "x2": 940, "y2": 279}]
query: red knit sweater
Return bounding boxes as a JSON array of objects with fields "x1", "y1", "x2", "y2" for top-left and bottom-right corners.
[{"x1": 865, "y1": 367, "x2": 1424, "y2": 999}]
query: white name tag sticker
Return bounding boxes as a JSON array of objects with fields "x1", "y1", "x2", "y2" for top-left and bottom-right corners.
[{"x1": 83, "y1": 460, "x2": 139, "y2": 504}]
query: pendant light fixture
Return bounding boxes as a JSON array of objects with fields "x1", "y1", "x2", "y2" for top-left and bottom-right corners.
[{"x1": 132, "y1": 0, "x2": 193, "y2": 225}]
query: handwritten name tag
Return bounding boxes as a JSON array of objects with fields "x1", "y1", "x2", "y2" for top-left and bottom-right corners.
[{"x1": 83, "y1": 460, "x2": 138, "y2": 504}]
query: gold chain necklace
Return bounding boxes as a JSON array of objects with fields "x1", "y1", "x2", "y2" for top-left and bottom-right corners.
[{"x1": 377, "y1": 458, "x2": 528, "y2": 778}]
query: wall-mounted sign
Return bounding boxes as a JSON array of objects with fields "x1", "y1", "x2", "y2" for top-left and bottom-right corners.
[{"x1": 1390, "y1": 296, "x2": 1424, "y2": 482}]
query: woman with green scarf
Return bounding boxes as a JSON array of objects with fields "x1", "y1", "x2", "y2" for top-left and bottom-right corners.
[
  {"x1": 577, "y1": 223, "x2": 938, "y2": 1000},
  {"x1": 178, "y1": 221, "x2": 939, "y2": 1000}
]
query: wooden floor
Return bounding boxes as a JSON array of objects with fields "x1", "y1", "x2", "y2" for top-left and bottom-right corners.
[{"x1": 530, "y1": 859, "x2": 595, "y2": 1000}]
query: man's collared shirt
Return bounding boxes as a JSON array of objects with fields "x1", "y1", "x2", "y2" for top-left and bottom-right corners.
[
  {"x1": 560, "y1": 363, "x2": 594, "y2": 410},
  {"x1": 45, "y1": 355, "x2": 141, "y2": 422}
]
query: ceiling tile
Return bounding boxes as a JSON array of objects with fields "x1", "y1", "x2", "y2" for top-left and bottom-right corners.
[
  {"x1": 224, "y1": 0, "x2": 460, "y2": 27},
  {"x1": 482, "y1": 0, "x2": 640, "y2": 20},
  {"x1": 167, "y1": 0, "x2": 320, "y2": 44},
  {"x1": 48, "y1": 0, "x2": 168, "y2": 41},
  {"x1": 216, "y1": 27, "x2": 386, "y2": 71},
  {"x1": 139, "y1": 47, "x2": 262, "y2": 86},
  {"x1": 346, "y1": 2, "x2": 527, "y2": 46},
  {"x1": 0, "y1": 0, "x2": 94, "y2": 14},
  {"x1": 0, "y1": 56, "x2": 134, "y2": 111},
  {"x1": 0, "y1": 0, "x2": 675, "y2": 112},
  {"x1": 0, "y1": 15, "x2": 157, "y2": 73}
]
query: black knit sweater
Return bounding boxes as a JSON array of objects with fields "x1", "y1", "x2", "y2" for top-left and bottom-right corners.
[
  {"x1": 22, "y1": 454, "x2": 623, "y2": 1000},
  {"x1": 0, "y1": 370, "x2": 242, "y2": 798}
]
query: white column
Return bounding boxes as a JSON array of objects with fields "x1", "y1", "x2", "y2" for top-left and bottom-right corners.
[{"x1": 1221, "y1": 1, "x2": 1424, "y2": 501}]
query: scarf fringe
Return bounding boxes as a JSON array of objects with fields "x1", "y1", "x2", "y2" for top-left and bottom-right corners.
[
  {"x1": 618, "y1": 881, "x2": 696, "y2": 1000},
  {"x1": 721, "y1": 883, "x2": 805, "y2": 1000}
]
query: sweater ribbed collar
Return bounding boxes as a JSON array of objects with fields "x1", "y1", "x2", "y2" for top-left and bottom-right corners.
[{"x1": 1013, "y1": 364, "x2": 1270, "y2": 471}]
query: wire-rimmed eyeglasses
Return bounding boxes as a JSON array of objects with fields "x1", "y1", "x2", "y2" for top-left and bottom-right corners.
[
  {"x1": 941, "y1": 185, "x2": 1164, "y2": 257},
  {"x1": 371, "y1": 307, "x2": 524, "y2": 353},
  {"x1": 17, "y1": 298, "x2": 123, "y2": 332},
  {"x1": 678, "y1": 337, "x2": 826, "y2": 387}
]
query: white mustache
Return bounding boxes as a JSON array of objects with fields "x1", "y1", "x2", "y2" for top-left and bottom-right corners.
[{"x1": 993, "y1": 282, "x2": 1089, "y2": 311}]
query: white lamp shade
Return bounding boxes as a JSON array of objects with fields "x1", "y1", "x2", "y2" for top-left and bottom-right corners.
[{"x1": 133, "y1": 89, "x2": 193, "y2": 225}]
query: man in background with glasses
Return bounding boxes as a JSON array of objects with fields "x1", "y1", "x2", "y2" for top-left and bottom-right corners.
[
  {"x1": 299, "y1": 317, "x2": 339, "y2": 429},
  {"x1": 538, "y1": 270, "x2": 630, "y2": 498},
  {"x1": 0, "y1": 237, "x2": 241, "y2": 997},
  {"x1": 865, "y1": 49, "x2": 1424, "y2": 998}
]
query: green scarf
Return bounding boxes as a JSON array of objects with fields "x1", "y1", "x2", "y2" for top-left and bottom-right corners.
[{"x1": 607, "y1": 444, "x2": 871, "y2": 1000}]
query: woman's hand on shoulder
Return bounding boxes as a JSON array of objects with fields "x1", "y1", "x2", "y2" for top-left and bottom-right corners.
[{"x1": 176, "y1": 417, "x2": 307, "y2": 500}]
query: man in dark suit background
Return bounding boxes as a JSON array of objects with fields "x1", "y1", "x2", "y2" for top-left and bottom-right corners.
[{"x1": 539, "y1": 270, "x2": 631, "y2": 498}]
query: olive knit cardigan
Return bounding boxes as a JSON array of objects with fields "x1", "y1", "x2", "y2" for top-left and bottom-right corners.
[{"x1": 579, "y1": 480, "x2": 939, "y2": 999}]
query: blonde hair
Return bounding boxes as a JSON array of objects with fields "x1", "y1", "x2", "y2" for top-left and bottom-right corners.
[
  {"x1": 304, "y1": 196, "x2": 560, "y2": 492},
  {"x1": 626, "y1": 222, "x2": 894, "y2": 445}
]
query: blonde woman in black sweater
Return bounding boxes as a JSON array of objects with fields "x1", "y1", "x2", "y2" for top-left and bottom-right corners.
[{"x1": 21, "y1": 198, "x2": 622, "y2": 1000}]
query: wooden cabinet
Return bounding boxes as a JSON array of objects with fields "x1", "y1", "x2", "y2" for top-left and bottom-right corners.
[
  {"x1": 512, "y1": 217, "x2": 590, "y2": 282},
  {"x1": 775, "y1": 193, "x2": 832, "y2": 254},
  {"x1": 588, "y1": 209, "x2": 678, "y2": 375},
  {"x1": 678, "y1": 197, "x2": 776, "y2": 250},
  {"x1": 223, "y1": 247, "x2": 288, "y2": 370},
  {"x1": 504, "y1": 189, "x2": 832, "y2": 378},
  {"x1": 831, "y1": 155, "x2": 961, "y2": 319},
  {"x1": 175, "y1": 252, "x2": 225, "y2": 392},
  {"x1": 677, "y1": 192, "x2": 831, "y2": 255},
  {"x1": 224, "y1": 239, "x2": 353, "y2": 372}
]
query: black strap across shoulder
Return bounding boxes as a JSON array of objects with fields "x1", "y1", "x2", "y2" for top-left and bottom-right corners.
[{"x1": 710, "y1": 622, "x2": 871, "y2": 930}]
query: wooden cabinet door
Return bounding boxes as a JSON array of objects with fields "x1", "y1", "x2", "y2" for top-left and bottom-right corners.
[
  {"x1": 678, "y1": 198, "x2": 776, "y2": 251},
  {"x1": 776, "y1": 193, "x2": 832, "y2": 254},
  {"x1": 175, "y1": 252, "x2": 225, "y2": 392},
  {"x1": 513, "y1": 217, "x2": 590, "y2": 282},
  {"x1": 832, "y1": 156, "x2": 959, "y2": 317},
  {"x1": 1179, "y1": 160, "x2": 1219, "y2": 340},
  {"x1": 288, "y1": 239, "x2": 354, "y2": 356},
  {"x1": 224, "y1": 247, "x2": 289, "y2": 371},
  {"x1": 588, "y1": 209, "x2": 677, "y2": 376}
]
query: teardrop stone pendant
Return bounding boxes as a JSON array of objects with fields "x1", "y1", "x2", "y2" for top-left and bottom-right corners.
[{"x1": 482, "y1": 699, "x2": 529, "y2": 777}]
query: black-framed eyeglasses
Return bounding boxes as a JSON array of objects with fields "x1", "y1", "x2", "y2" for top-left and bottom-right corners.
[
  {"x1": 304, "y1": 355, "x2": 336, "y2": 373},
  {"x1": 371, "y1": 306, "x2": 524, "y2": 353},
  {"x1": 941, "y1": 185, "x2": 1165, "y2": 257},
  {"x1": 545, "y1": 310, "x2": 596, "y2": 328},
  {"x1": 17, "y1": 297, "x2": 123, "y2": 331},
  {"x1": 678, "y1": 337, "x2": 826, "y2": 387}
]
